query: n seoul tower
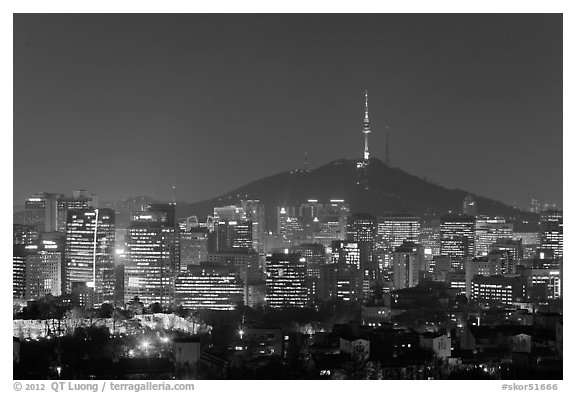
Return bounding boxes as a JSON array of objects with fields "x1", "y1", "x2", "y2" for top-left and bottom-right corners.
[{"x1": 362, "y1": 89, "x2": 371, "y2": 161}]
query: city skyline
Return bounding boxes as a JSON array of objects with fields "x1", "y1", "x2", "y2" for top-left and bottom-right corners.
[
  {"x1": 14, "y1": 14, "x2": 562, "y2": 209},
  {"x1": 11, "y1": 12, "x2": 564, "y2": 381}
]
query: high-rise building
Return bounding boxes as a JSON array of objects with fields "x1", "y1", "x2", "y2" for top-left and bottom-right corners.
[
  {"x1": 318, "y1": 263, "x2": 361, "y2": 302},
  {"x1": 462, "y1": 195, "x2": 477, "y2": 216},
  {"x1": 64, "y1": 208, "x2": 115, "y2": 305},
  {"x1": 277, "y1": 207, "x2": 289, "y2": 237},
  {"x1": 377, "y1": 212, "x2": 421, "y2": 251},
  {"x1": 291, "y1": 243, "x2": 326, "y2": 304},
  {"x1": 125, "y1": 205, "x2": 180, "y2": 307},
  {"x1": 24, "y1": 192, "x2": 61, "y2": 232},
  {"x1": 419, "y1": 220, "x2": 441, "y2": 257},
  {"x1": 539, "y1": 210, "x2": 563, "y2": 259},
  {"x1": 210, "y1": 220, "x2": 253, "y2": 253},
  {"x1": 392, "y1": 241, "x2": 423, "y2": 290},
  {"x1": 440, "y1": 214, "x2": 475, "y2": 258},
  {"x1": 179, "y1": 227, "x2": 209, "y2": 269},
  {"x1": 265, "y1": 251, "x2": 307, "y2": 308},
  {"x1": 13, "y1": 245, "x2": 27, "y2": 299},
  {"x1": 319, "y1": 240, "x2": 362, "y2": 302},
  {"x1": 242, "y1": 200, "x2": 265, "y2": 252},
  {"x1": 316, "y1": 199, "x2": 349, "y2": 245},
  {"x1": 175, "y1": 264, "x2": 244, "y2": 310},
  {"x1": 57, "y1": 190, "x2": 98, "y2": 232},
  {"x1": 292, "y1": 243, "x2": 326, "y2": 278},
  {"x1": 474, "y1": 217, "x2": 513, "y2": 256},
  {"x1": 24, "y1": 239, "x2": 65, "y2": 300},
  {"x1": 347, "y1": 213, "x2": 376, "y2": 266}
]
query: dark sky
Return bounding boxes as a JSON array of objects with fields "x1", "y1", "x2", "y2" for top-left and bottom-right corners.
[{"x1": 13, "y1": 14, "x2": 563, "y2": 209}]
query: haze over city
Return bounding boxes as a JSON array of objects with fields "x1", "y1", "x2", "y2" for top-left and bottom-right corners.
[{"x1": 12, "y1": 13, "x2": 563, "y2": 382}]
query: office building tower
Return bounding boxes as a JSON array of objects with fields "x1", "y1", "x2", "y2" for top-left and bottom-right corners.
[
  {"x1": 539, "y1": 210, "x2": 563, "y2": 258},
  {"x1": 265, "y1": 251, "x2": 307, "y2": 308},
  {"x1": 125, "y1": 206, "x2": 180, "y2": 307},
  {"x1": 392, "y1": 241, "x2": 423, "y2": 290},
  {"x1": 316, "y1": 199, "x2": 349, "y2": 245},
  {"x1": 24, "y1": 192, "x2": 61, "y2": 232},
  {"x1": 57, "y1": 190, "x2": 97, "y2": 232},
  {"x1": 440, "y1": 214, "x2": 475, "y2": 258},
  {"x1": 291, "y1": 243, "x2": 325, "y2": 278},
  {"x1": 377, "y1": 212, "x2": 421, "y2": 251},
  {"x1": 241, "y1": 200, "x2": 265, "y2": 252},
  {"x1": 474, "y1": 217, "x2": 513, "y2": 256},
  {"x1": 319, "y1": 240, "x2": 362, "y2": 301},
  {"x1": 462, "y1": 195, "x2": 477, "y2": 216},
  {"x1": 210, "y1": 220, "x2": 253, "y2": 253},
  {"x1": 347, "y1": 213, "x2": 376, "y2": 267},
  {"x1": 180, "y1": 227, "x2": 209, "y2": 269},
  {"x1": 175, "y1": 264, "x2": 244, "y2": 310},
  {"x1": 291, "y1": 243, "x2": 326, "y2": 304},
  {"x1": 65, "y1": 208, "x2": 115, "y2": 305},
  {"x1": 330, "y1": 240, "x2": 361, "y2": 267},
  {"x1": 13, "y1": 245, "x2": 27, "y2": 299},
  {"x1": 298, "y1": 200, "x2": 323, "y2": 239},
  {"x1": 420, "y1": 220, "x2": 441, "y2": 257},
  {"x1": 318, "y1": 263, "x2": 361, "y2": 302},
  {"x1": 277, "y1": 207, "x2": 289, "y2": 237},
  {"x1": 24, "y1": 239, "x2": 65, "y2": 300}
]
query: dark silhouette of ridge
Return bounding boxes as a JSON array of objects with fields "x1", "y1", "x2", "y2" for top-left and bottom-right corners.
[{"x1": 176, "y1": 158, "x2": 538, "y2": 231}]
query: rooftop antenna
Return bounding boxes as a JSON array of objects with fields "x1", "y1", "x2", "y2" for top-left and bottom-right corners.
[
  {"x1": 304, "y1": 151, "x2": 309, "y2": 171},
  {"x1": 171, "y1": 185, "x2": 176, "y2": 205}
]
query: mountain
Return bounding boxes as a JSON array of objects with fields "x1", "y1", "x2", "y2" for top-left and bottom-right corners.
[{"x1": 176, "y1": 158, "x2": 539, "y2": 231}]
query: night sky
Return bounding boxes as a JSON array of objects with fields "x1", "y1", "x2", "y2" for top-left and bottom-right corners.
[{"x1": 13, "y1": 14, "x2": 563, "y2": 209}]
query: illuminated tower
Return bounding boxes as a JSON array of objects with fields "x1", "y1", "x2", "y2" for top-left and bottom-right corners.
[{"x1": 362, "y1": 90, "x2": 371, "y2": 161}]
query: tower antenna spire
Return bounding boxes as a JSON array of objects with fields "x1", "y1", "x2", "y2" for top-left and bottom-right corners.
[
  {"x1": 304, "y1": 151, "x2": 308, "y2": 171},
  {"x1": 362, "y1": 89, "x2": 371, "y2": 161}
]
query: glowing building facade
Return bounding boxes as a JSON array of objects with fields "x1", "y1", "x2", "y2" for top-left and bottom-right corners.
[
  {"x1": 175, "y1": 264, "x2": 243, "y2": 310},
  {"x1": 265, "y1": 251, "x2": 307, "y2": 308},
  {"x1": 539, "y1": 210, "x2": 563, "y2": 259},
  {"x1": 440, "y1": 214, "x2": 475, "y2": 258},
  {"x1": 377, "y1": 212, "x2": 421, "y2": 251},
  {"x1": 125, "y1": 206, "x2": 180, "y2": 307},
  {"x1": 24, "y1": 240, "x2": 65, "y2": 300},
  {"x1": 64, "y1": 208, "x2": 115, "y2": 304},
  {"x1": 474, "y1": 217, "x2": 513, "y2": 256}
]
